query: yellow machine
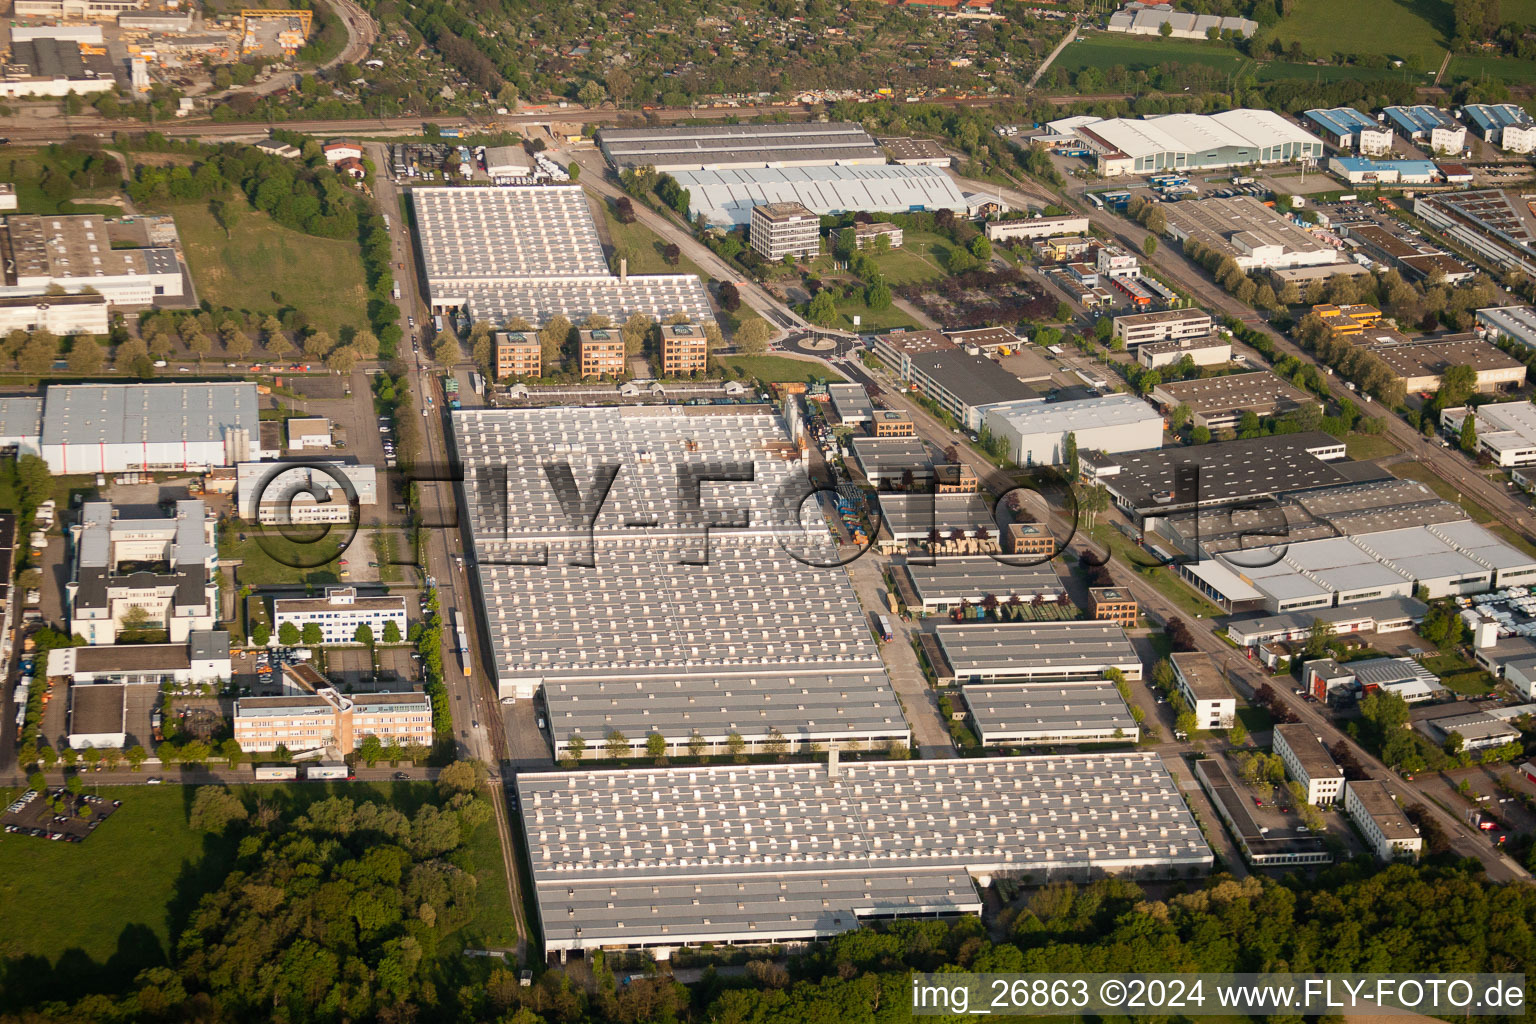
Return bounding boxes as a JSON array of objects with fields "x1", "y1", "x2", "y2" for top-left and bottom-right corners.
[{"x1": 238, "y1": 8, "x2": 313, "y2": 54}]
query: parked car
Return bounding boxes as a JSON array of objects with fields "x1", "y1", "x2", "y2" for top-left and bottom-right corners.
[
  {"x1": 145, "y1": 777, "x2": 163, "y2": 785},
  {"x1": 393, "y1": 771, "x2": 410, "y2": 780}
]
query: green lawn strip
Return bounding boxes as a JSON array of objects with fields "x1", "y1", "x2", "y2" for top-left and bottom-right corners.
[
  {"x1": 1419, "y1": 652, "x2": 1495, "y2": 696},
  {"x1": 219, "y1": 530, "x2": 349, "y2": 587},
  {"x1": 714, "y1": 355, "x2": 845, "y2": 384},
  {"x1": 1089, "y1": 523, "x2": 1225, "y2": 621},
  {"x1": 1268, "y1": 0, "x2": 1450, "y2": 65},
  {"x1": 152, "y1": 196, "x2": 369, "y2": 338},
  {"x1": 829, "y1": 297, "x2": 920, "y2": 332},
  {"x1": 1344, "y1": 432, "x2": 1400, "y2": 460},
  {"x1": 1388, "y1": 461, "x2": 1494, "y2": 523},
  {"x1": 594, "y1": 197, "x2": 711, "y2": 280}
]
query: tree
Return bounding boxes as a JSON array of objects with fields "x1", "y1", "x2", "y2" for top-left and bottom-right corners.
[
  {"x1": 278, "y1": 621, "x2": 300, "y2": 646},
  {"x1": 969, "y1": 235, "x2": 992, "y2": 262},
  {"x1": 66, "y1": 337, "x2": 104, "y2": 375},
  {"x1": 562, "y1": 734, "x2": 587, "y2": 768},
  {"x1": 17, "y1": 332, "x2": 59, "y2": 375},
  {"x1": 304, "y1": 330, "x2": 334, "y2": 360},
  {"x1": 865, "y1": 279, "x2": 892, "y2": 311},
  {"x1": 189, "y1": 786, "x2": 248, "y2": 834},
  {"x1": 646, "y1": 732, "x2": 667, "y2": 765},
  {"x1": 539, "y1": 314, "x2": 572, "y2": 369},
  {"x1": 225, "y1": 329, "x2": 253, "y2": 361},
  {"x1": 354, "y1": 623, "x2": 375, "y2": 648},
  {"x1": 727, "y1": 732, "x2": 747, "y2": 762},
  {"x1": 125, "y1": 745, "x2": 147, "y2": 770},
  {"x1": 252, "y1": 622, "x2": 271, "y2": 646},
  {"x1": 765, "y1": 727, "x2": 788, "y2": 759},
  {"x1": 614, "y1": 196, "x2": 636, "y2": 224},
  {"x1": 605, "y1": 730, "x2": 630, "y2": 760},
  {"x1": 1064, "y1": 431, "x2": 1079, "y2": 481},
  {"x1": 621, "y1": 312, "x2": 652, "y2": 357},
  {"x1": 301, "y1": 622, "x2": 323, "y2": 647},
  {"x1": 807, "y1": 290, "x2": 839, "y2": 327},
  {"x1": 266, "y1": 329, "x2": 295, "y2": 359},
  {"x1": 432, "y1": 332, "x2": 461, "y2": 366},
  {"x1": 1170, "y1": 403, "x2": 1192, "y2": 430},
  {"x1": 1303, "y1": 617, "x2": 1335, "y2": 659},
  {"x1": 438, "y1": 759, "x2": 486, "y2": 795},
  {"x1": 1228, "y1": 720, "x2": 1249, "y2": 746},
  {"x1": 687, "y1": 732, "x2": 706, "y2": 759},
  {"x1": 577, "y1": 80, "x2": 606, "y2": 108},
  {"x1": 383, "y1": 620, "x2": 402, "y2": 644},
  {"x1": 736, "y1": 317, "x2": 772, "y2": 355},
  {"x1": 662, "y1": 242, "x2": 681, "y2": 266},
  {"x1": 359, "y1": 734, "x2": 384, "y2": 766},
  {"x1": 1142, "y1": 235, "x2": 1158, "y2": 258},
  {"x1": 1460, "y1": 413, "x2": 1478, "y2": 453},
  {"x1": 219, "y1": 737, "x2": 243, "y2": 768},
  {"x1": 1192, "y1": 425, "x2": 1212, "y2": 444},
  {"x1": 326, "y1": 346, "x2": 359, "y2": 375}
]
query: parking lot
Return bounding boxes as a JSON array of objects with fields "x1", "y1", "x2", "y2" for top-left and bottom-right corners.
[{"x1": 1, "y1": 788, "x2": 119, "y2": 844}]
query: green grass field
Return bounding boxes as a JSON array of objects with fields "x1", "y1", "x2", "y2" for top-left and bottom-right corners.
[
  {"x1": 1447, "y1": 52, "x2": 1536, "y2": 83},
  {"x1": 715, "y1": 355, "x2": 844, "y2": 384},
  {"x1": 595, "y1": 196, "x2": 712, "y2": 280},
  {"x1": 1344, "y1": 432, "x2": 1400, "y2": 460},
  {"x1": 1420, "y1": 652, "x2": 1495, "y2": 696},
  {"x1": 156, "y1": 196, "x2": 368, "y2": 338},
  {"x1": 0, "y1": 782, "x2": 513, "y2": 977},
  {"x1": 1056, "y1": 35, "x2": 1247, "y2": 75},
  {"x1": 1270, "y1": 0, "x2": 1450, "y2": 63},
  {"x1": 221, "y1": 529, "x2": 351, "y2": 587},
  {"x1": 830, "y1": 297, "x2": 921, "y2": 332}
]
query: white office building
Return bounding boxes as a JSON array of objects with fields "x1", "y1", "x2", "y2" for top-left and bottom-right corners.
[
  {"x1": 272, "y1": 587, "x2": 408, "y2": 645},
  {"x1": 1272, "y1": 723, "x2": 1345, "y2": 805},
  {"x1": 1171, "y1": 652, "x2": 1235, "y2": 729},
  {"x1": 1344, "y1": 780, "x2": 1421, "y2": 862}
]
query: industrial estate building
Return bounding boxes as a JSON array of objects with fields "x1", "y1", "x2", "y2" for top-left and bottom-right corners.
[
  {"x1": 53, "y1": 630, "x2": 231, "y2": 686},
  {"x1": 234, "y1": 687, "x2": 434, "y2": 755},
  {"x1": 1137, "y1": 334, "x2": 1232, "y2": 369},
  {"x1": 1304, "y1": 107, "x2": 1393, "y2": 155},
  {"x1": 875, "y1": 493, "x2": 994, "y2": 543},
  {"x1": 235, "y1": 460, "x2": 377, "y2": 524},
  {"x1": 1106, "y1": 3, "x2": 1256, "y2": 39},
  {"x1": 893, "y1": 557, "x2": 1066, "y2": 615},
  {"x1": 850, "y1": 435, "x2": 933, "y2": 487},
  {"x1": 1272, "y1": 724, "x2": 1345, "y2": 805},
  {"x1": 1170, "y1": 652, "x2": 1235, "y2": 729},
  {"x1": 962, "y1": 681, "x2": 1139, "y2": 746},
  {"x1": 1413, "y1": 191, "x2": 1536, "y2": 277},
  {"x1": 1365, "y1": 335, "x2": 1525, "y2": 395},
  {"x1": 597, "y1": 121, "x2": 886, "y2": 173},
  {"x1": 0, "y1": 397, "x2": 42, "y2": 459},
  {"x1": 1162, "y1": 196, "x2": 1341, "y2": 271},
  {"x1": 66, "y1": 500, "x2": 219, "y2": 645},
  {"x1": 1113, "y1": 308, "x2": 1214, "y2": 347},
  {"x1": 0, "y1": 293, "x2": 110, "y2": 335},
  {"x1": 1344, "y1": 780, "x2": 1421, "y2": 862},
  {"x1": 1067, "y1": 109, "x2": 1324, "y2": 176},
  {"x1": 410, "y1": 186, "x2": 714, "y2": 327},
  {"x1": 1477, "y1": 306, "x2": 1536, "y2": 352},
  {"x1": 1442, "y1": 402, "x2": 1536, "y2": 467},
  {"x1": 271, "y1": 587, "x2": 408, "y2": 646},
  {"x1": 748, "y1": 201, "x2": 821, "y2": 261},
  {"x1": 1463, "y1": 103, "x2": 1536, "y2": 154},
  {"x1": 518, "y1": 753, "x2": 1213, "y2": 956},
  {"x1": 1149, "y1": 371, "x2": 1318, "y2": 431},
  {"x1": 906, "y1": 349, "x2": 1038, "y2": 431},
  {"x1": 1381, "y1": 105, "x2": 1466, "y2": 153},
  {"x1": 985, "y1": 214, "x2": 1091, "y2": 242},
  {"x1": 677, "y1": 164, "x2": 970, "y2": 228},
  {"x1": 1195, "y1": 757, "x2": 1334, "y2": 867},
  {"x1": 0, "y1": 214, "x2": 186, "y2": 306},
  {"x1": 932, "y1": 621, "x2": 1141, "y2": 685},
  {"x1": 454, "y1": 406, "x2": 909, "y2": 760},
  {"x1": 38, "y1": 382, "x2": 263, "y2": 475},
  {"x1": 983, "y1": 394, "x2": 1163, "y2": 466}
]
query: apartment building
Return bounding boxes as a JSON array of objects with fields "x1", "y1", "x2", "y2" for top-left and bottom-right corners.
[
  {"x1": 233, "y1": 686, "x2": 434, "y2": 755},
  {"x1": 494, "y1": 331, "x2": 541, "y2": 379},
  {"x1": 660, "y1": 323, "x2": 709, "y2": 376},
  {"x1": 749, "y1": 201, "x2": 820, "y2": 261},
  {"x1": 578, "y1": 328, "x2": 626, "y2": 379},
  {"x1": 271, "y1": 587, "x2": 408, "y2": 646},
  {"x1": 1272, "y1": 723, "x2": 1346, "y2": 805}
]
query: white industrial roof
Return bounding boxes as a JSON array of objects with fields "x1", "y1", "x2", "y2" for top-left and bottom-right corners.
[
  {"x1": 670, "y1": 164, "x2": 969, "y2": 227},
  {"x1": 983, "y1": 393, "x2": 1161, "y2": 434},
  {"x1": 40, "y1": 382, "x2": 258, "y2": 447},
  {"x1": 1085, "y1": 109, "x2": 1321, "y2": 161}
]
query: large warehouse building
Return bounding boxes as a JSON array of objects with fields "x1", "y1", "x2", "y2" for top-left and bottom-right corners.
[
  {"x1": 411, "y1": 186, "x2": 714, "y2": 326},
  {"x1": 982, "y1": 393, "x2": 1163, "y2": 467},
  {"x1": 598, "y1": 121, "x2": 887, "y2": 173},
  {"x1": 519, "y1": 752, "x2": 1213, "y2": 957},
  {"x1": 1162, "y1": 196, "x2": 1342, "y2": 271},
  {"x1": 455, "y1": 405, "x2": 909, "y2": 760},
  {"x1": 1070, "y1": 109, "x2": 1325, "y2": 176},
  {"x1": 672, "y1": 164, "x2": 969, "y2": 228},
  {"x1": 0, "y1": 214, "x2": 186, "y2": 307},
  {"x1": 39, "y1": 382, "x2": 265, "y2": 475}
]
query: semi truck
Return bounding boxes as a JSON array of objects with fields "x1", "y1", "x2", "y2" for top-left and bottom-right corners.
[
  {"x1": 305, "y1": 762, "x2": 352, "y2": 780},
  {"x1": 254, "y1": 764, "x2": 299, "y2": 781}
]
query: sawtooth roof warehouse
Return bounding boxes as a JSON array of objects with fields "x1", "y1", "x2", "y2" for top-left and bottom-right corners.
[
  {"x1": 455, "y1": 405, "x2": 909, "y2": 759},
  {"x1": 519, "y1": 752, "x2": 1212, "y2": 958}
]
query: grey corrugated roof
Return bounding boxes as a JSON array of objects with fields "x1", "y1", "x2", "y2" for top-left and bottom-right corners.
[
  {"x1": 40, "y1": 383, "x2": 258, "y2": 447},
  {"x1": 909, "y1": 349, "x2": 1037, "y2": 409},
  {"x1": 0, "y1": 397, "x2": 42, "y2": 439},
  {"x1": 963, "y1": 681, "x2": 1137, "y2": 743},
  {"x1": 938, "y1": 621, "x2": 1139, "y2": 675}
]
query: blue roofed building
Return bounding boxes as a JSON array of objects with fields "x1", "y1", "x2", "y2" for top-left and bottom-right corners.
[
  {"x1": 1304, "y1": 108, "x2": 1393, "y2": 155},
  {"x1": 1382, "y1": 105, "x2": 1467, "y2": 154},
  {"x1": 1328, "y1": 157, "x2": 1440, "y2": 185},
  {"x1": 1463, "y1": 104, "x2": 1536, "y2": 154}
]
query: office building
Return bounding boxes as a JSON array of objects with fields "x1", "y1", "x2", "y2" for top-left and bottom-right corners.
[
  {"x1": 1463, "y1": 104, "x2": 1536, "y2": 154},
  {"x1": 1344, "y1": 780, "x2": 1421, "y2": 862},
  {"x1": 1095, "y1": 245, "x2": 1139, "y2": 279},
  {"x1": 1272, "y1": 723, "x2": 1345, "y2": 805},
  {"x1": 234, "y1": 687, "x2": 433, "y2": 755},
  {"x1": 985, "y1": 215, "x2": 1090, "y2": 242},
  {"x1": 660, "y1": 323, "x2": 708, "y2": 376},
  {"x1": 577, "y1": 328, "x2": 626, "y2": 378},
  {"x1": 494, "y1": 331, "x2": 542, "y2": 379},
  {"x1": 454, "y1": 406, "x2": 909, "y2": 759},
  {"x1": 1304, "y1": 108, "x2": 1393, "y2": 155},
  {"x1": 236, "y1": 460, "x2": 377, "y2": 524},
  {"x1": 39, "y1": 382, "x2": 263, "y2": 475},
  {"x1": 285, "y1": 417, "x2": 331, "y2": 450},
  {"x1": 66, "y1": 500, "x2": 218, "y2": 646},
  {"x1": 1089, "y1": 587, "x2": 1138, "y2": 628},
  {"x1": 749, "y1": 201, "x2": 821, "y2": 261},
  {"x1": 933, "y1": 621, "x2": 1141, "y2": 685},
  {"x1": 868, "y1": 330, "x2": 953, "y2": 377},
  {"x1": 53, "y1": 630, "x2": 230, "y2": 686},
  {"x1": 1382, "y1": 105, "x2": 1466, "y2": 153},
  {"x1": 1170, "y1": 652, "x2": 1234, "y2": 729},
  {"x1": 598, "y1": 121, "x2": 886, "y2": 173},
  {"x1": 271, "y1": 587, "x2": 408, "y2": 646},
  {"x1": 1312, "y1": 302, "x2": 1382, "y2": 334},
  {"x1": 1328, "y1": 157, "x2": 1439, "y2": 185},
  {"x1": 411, "y1": 186, "x2": 714, "y2": 327},
  {"x1": 906, "y1": 349, "x2": 1037, "y2": 431},
  {"x1": 962, "y1": 681, "x2": 1139, "y2": 746},
  {"x1": 1137, "y1": 334, "x2": 1232, "y2": 369},
  {"x1": 678, "y1": 165, "x2": 968, "y2": 228},
  {"x1": 830, "y1": 221, "x2": 903, "y2": 251},
  {"x1": 1149, "y1": 371, "x2": 1318, "y2": 432},
  {"x1": 983, "y1": 394, "x2": 1162, "y2": 467},
  {"x1": 1113, "y1": 308, "x2": 1214, "y2": 347},
  {"x1": 0, "y1": 293, "x2": 109, "y2": 335},
  {"x1": 1195, "y1": 757, "x2": 1334, "y2": 866},
  {"x1": 1162, "y1": 196, "x2": 1342, "y2": 271},
  {"x1": 0, "y1": 214, "x2": 184, "y2": 305},
  {"x1": 518, "y1": 752, "x2": 1212, "y2": 956},
  {"x1": 1442, "y1": 402, "x2": 1536, "y2": 467},
  {"x1": 1070, "y1": 109, "x2": 1324, "y2": 176}
]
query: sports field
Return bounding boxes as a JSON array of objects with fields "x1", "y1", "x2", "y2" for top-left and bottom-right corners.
[{"x1": 160, "y1": 196, "x2": 369, "y2": 338}]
